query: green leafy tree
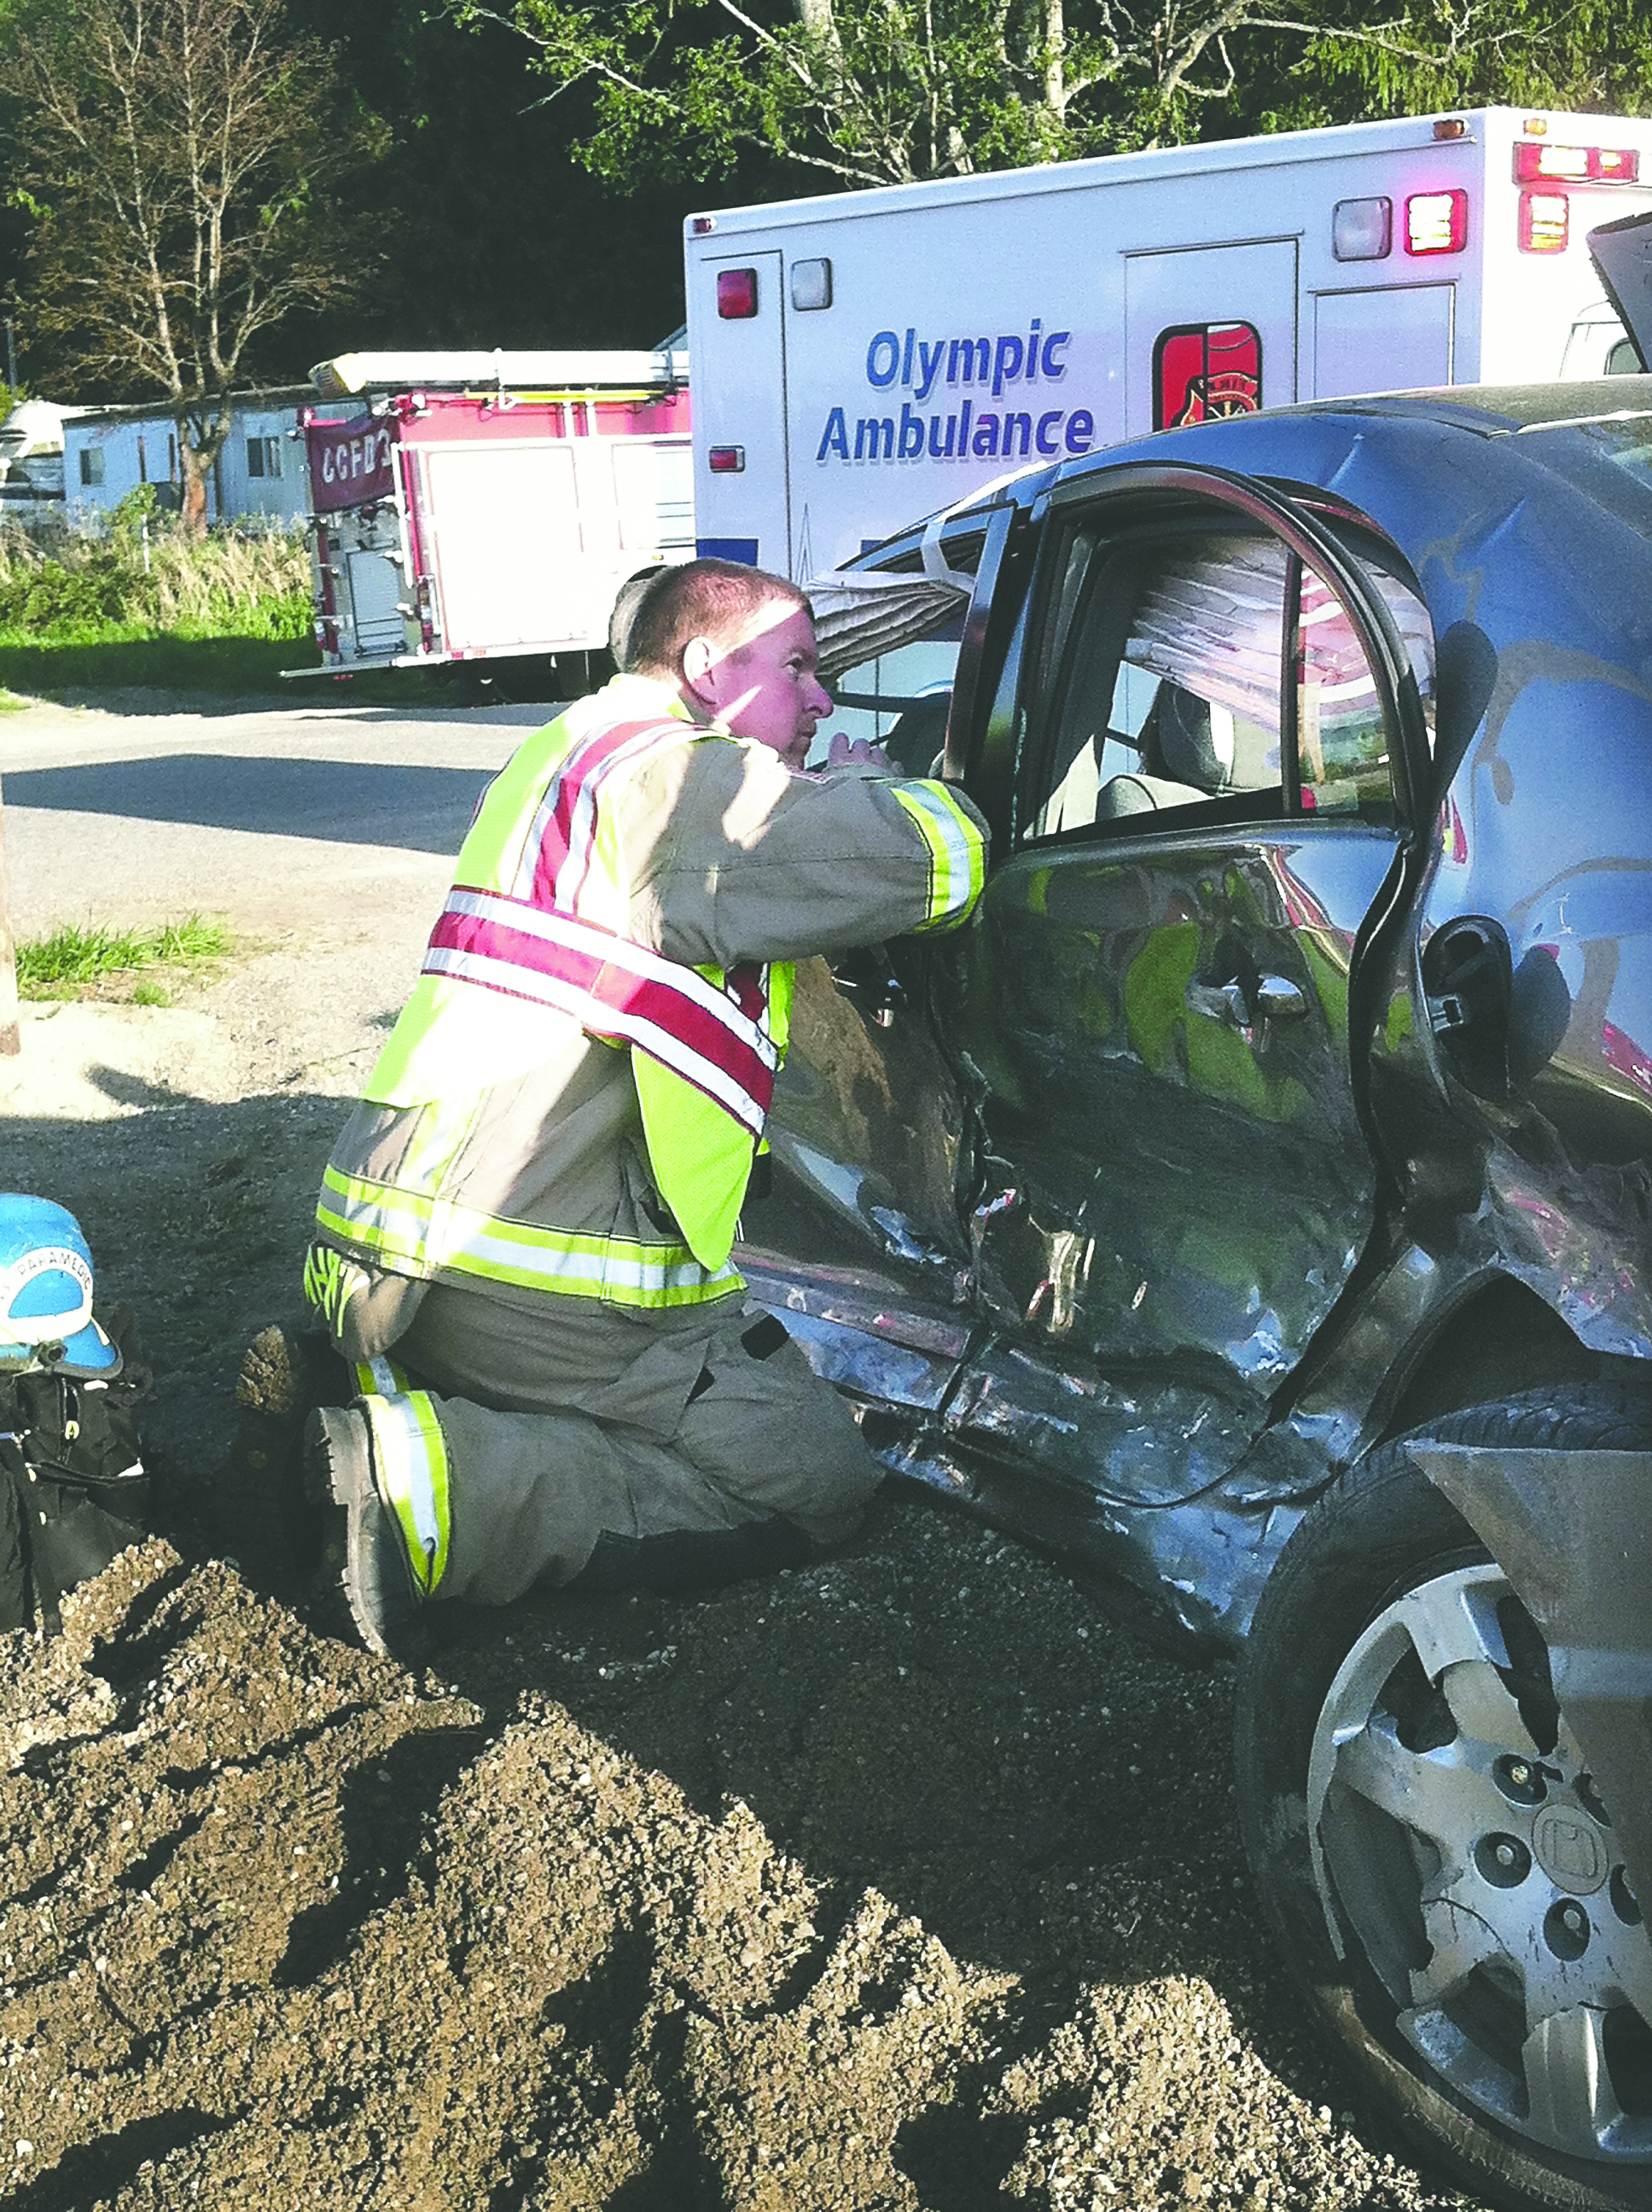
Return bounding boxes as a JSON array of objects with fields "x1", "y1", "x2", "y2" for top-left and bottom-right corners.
[
  {"x1": 455, "y1": 0, "x2": 1652, "y2": 194},
  {"x1": 279, "y1": 0, "x2": 714, "y2": 352},
  {"x1": 0, "y1": 0, "x2": 383, "y2": 529}
]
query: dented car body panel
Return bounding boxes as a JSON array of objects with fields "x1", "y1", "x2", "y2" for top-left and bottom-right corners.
[{"x1": 742, "y1": 375, "x2": 1652, "y2": 1655}]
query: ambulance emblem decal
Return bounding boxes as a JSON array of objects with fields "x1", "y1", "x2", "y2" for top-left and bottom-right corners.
[{"x1": 1154, "y1": 322, "x2": 1263, "y2": 430}]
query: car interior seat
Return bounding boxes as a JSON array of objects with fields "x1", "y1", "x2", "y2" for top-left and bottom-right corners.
[
  {"x1": 1095, "y1": 682, "x2": 1229, "y2": 819},
  {"x1": 880, "y1": 690, "x2": 952, "y2": 777}
]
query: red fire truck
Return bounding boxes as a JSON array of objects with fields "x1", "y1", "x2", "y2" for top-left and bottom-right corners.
[{"x1": 292, "y1": 344, "x2": 691, "y2": 687}]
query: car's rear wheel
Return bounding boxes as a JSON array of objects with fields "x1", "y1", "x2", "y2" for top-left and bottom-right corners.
[{"x1": 1235, "y1": 1387, "x2": 1652, "y2": 2209}]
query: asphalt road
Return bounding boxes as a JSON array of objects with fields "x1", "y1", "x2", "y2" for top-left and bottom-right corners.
[{"x1": 1, "y1": 691, "x2": 554, "y2": 939}]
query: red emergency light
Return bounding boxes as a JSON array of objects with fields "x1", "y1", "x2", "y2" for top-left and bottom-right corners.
[
  {"x1": 717, "y1": 268, "x2": 759, "y2": 319},
  {"x1": 1514, "y1": 143, "x2": 1639, "y2": 184},
  {"x1": 707, "y1": 445, "x2": 746, "y2": 473},
  {"x1": 1405, "y1": 189, "x2": 1469, "y2": 255},
  {"x1": 1519, "y1": 191, "x2": 1569, "y2": 253}
]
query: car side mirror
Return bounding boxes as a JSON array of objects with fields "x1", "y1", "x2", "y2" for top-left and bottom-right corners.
[{"x1": 1422, "y1": 915, "x2": 1512, "y2": 1099}]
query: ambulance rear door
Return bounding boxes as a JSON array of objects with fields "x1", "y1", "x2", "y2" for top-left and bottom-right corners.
[
  {"x1": 687, "y1": 247, "x2": 790, "y2": 573},
  {"x1": 1123, "y1": 240, "x2": 1298, "y2": 439}
]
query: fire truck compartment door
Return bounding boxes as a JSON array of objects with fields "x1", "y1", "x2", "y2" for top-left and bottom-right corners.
[
  {"x1": 1312, "y1": 283, "x2": 1455, "y2": 399},
  {"x1": 1124, "y1": 240, "x2": 1298, "y2": 439},
  {"x1": 424, "y1": 441, "x2": 583, "y2": 652},
  {"x1": 345, "y1": 548, "x2": 405, "y2": 659}
]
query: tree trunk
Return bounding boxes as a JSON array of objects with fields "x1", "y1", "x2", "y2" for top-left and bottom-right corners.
[
  {"x1": 1044, "y1": 0, "x2": 1065, "y2": 117},
  {"x1": 0, "y1": 777, "x2": 20, "y2": 1059},
  {"x1": 177, "y1": 431, "x2": 212, "y2": 536}
]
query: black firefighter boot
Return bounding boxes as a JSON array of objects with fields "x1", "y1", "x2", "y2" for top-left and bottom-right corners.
[{"x1": 212, "y1": 1322, "x2": 352, "y2": 1587}]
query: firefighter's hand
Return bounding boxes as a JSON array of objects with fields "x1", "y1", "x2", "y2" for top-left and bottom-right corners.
[{"x1": 825, "y1": 732, "x2": 894, "y2": 771}]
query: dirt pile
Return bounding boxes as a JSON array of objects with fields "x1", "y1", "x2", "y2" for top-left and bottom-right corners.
[{"x1": 0, "y1": 944, "x2": 1480, "y2": 2209}]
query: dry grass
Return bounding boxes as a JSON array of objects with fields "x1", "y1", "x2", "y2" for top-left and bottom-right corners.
[{"x1": 0, "y1": 503, "x2": 309, "y2": 639}]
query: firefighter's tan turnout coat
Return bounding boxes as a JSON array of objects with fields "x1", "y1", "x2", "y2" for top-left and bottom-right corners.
[{"x1": 304, "y1": 673, "x2": 988, "y2": 1604}]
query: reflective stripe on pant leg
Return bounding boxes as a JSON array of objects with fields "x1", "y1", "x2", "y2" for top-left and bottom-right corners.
[
  {"x1": 358, "y1": 1379, "x2": 452, "y2": 1598},
  {"x1": 356, "y1": 1355, "x2": 413, "y2": 1398}
]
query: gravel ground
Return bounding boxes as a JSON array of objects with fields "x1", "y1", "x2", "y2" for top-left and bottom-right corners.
[{"x1": 0, "y1": 697, "x2": 1484, "y2": 2212}]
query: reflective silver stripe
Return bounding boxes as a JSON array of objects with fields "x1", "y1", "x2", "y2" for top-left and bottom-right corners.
[
  {"x1": 457, "y1": 1214, "x2": 736, "y2": 1295},
  {"x1": 360, "y1": 1385, "x2": 451, "y2": 1597},
  {"x1": 890, "y1": 779, "x2": 986, "y2": 929},
  {"x1": 317, "y1": 1167, "x2": 742, "y2": 1306},
  {"x1": 445, "y1": 891, "x2": 775, "y2": 1062},
  {"x1": 510, "y1": 719, "x2": 685, "y2": 905},
  {"x1": 431, "y1": 888, "x2": 776, "y2": 1132}
]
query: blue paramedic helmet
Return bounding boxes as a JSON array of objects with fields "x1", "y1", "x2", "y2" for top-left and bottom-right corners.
[{"x1": 0, "y1": 1193, "x2": 119, "y2": 1376}]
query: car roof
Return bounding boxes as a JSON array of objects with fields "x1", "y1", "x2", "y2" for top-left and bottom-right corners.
[{"x1": 854, "y1": 376, "x2": 1652, "y2": 575}]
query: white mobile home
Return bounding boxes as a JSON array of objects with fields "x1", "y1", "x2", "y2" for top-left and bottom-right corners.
[{"x1": 61, "y1": 390, "x2": 311, "y2": 524}]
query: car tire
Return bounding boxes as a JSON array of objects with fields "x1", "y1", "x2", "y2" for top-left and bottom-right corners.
[{"x1": 1235, "y1": 1384, "x2": 1652, "y2": 2211}]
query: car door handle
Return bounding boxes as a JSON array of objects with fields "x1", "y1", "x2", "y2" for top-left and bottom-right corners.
[
  {"x1": 1185, "y1": 978, "x2": 1250, "y2": 1025},
  {"x1": 1185, "y1": 975, "x2": 1306, "y2": 1024}
]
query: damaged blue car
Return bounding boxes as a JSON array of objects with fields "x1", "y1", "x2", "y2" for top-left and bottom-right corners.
[{"x1": 743, "y1": 362, "x2": 1652, "y2": 2207}]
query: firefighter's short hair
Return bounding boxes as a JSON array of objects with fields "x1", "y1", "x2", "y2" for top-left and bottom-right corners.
[{"x1": 620, "y1": 558, "x2": 809, "y2": 678}]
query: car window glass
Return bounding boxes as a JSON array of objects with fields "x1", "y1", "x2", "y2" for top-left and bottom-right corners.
[
  {"x1": 823, "y1": 621, "x2": 963, "y2": 773},
  {"x1": 1297, "y1": 558, "x2": 1434, "y2": 818},
  {"x1": 1034, "y1": 533, "x2": 1285, "y2": 839}
]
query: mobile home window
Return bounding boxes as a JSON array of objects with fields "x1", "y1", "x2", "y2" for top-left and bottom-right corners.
[
  {"x1": 79, "y1": 447, "x2": 105, "y2": 487},
  {"x1": 247, "y1": 434, "x2": 282, "y2": 479}
]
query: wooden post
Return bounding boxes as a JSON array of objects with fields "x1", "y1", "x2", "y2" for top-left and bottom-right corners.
[{"x1": 0, "y1": 774, "x2": 20, "y2": 1057}]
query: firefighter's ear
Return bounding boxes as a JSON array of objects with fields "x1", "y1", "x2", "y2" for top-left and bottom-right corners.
[{"x1": 680, "y1": 634, "x2": 718, "y2": 708}]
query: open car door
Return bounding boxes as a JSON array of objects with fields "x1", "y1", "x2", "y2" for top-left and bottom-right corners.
[{"x1": 1588, "y1": 208, "x2": 1652, "y2": 370}]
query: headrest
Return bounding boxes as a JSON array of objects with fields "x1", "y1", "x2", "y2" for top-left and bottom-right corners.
[{"x1": 1152, "y1": 685, "x2": 1234, "y2": 793}]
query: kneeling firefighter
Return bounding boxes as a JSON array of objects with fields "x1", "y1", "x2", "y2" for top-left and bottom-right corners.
[{"x1": 300, "y1": 558, "x2": 989, "y2": 1659}]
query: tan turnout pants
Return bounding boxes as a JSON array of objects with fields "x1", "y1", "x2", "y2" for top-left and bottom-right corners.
[{"x1": 369, "y1": 1277, "x2": 881, "y2": 1606}]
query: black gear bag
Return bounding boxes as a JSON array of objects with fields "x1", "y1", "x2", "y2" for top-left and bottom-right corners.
[{"x1": 0, "y1": 1359, "x2": 150, "y2": 1635}]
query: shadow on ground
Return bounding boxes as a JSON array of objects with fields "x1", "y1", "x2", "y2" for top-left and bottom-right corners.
[{"x1": 9, "y1": 754, "x2": 502, "y2": 853}]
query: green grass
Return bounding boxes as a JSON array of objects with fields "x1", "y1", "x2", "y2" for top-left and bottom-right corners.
[
  {"x1": 0, "y1": 499, "x2": 340, "y2": 699},
  {"x1": 0, "y1": 630, "x2": 486, "y2": 705},
  {"x1": 0, "y1": 631, "x2": 324, "y2": 698},
  {"x1": 17, "y1": 914, "x2": 231, "y2": 1002}
]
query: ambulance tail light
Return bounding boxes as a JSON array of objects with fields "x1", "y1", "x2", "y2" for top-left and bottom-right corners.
[
  {"x1": 1515, "y1": 143, "x2": 1639, "y2": 184},
  {"x1": 1406, "y1": 189, "x2": 1469, "y2": 255},
  {"x1": 717, "y1": 268, "x2": 759, "y2": 318},
  {"x1": 1519, "y1": 191, "x2": 1569, "y2": 252},
  {"x1": 708, "y1": 445, "x2": 746, "y2": 474}
]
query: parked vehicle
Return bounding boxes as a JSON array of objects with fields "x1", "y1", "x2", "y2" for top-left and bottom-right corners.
[
  {"x1": 686, "y1": 106, "x2": 1652, "y2": 582},
  {"x1": 0, "y1": 399, "x2": 75, "y2": 509},
  {"x1": 743, "y1": 359, "x2": 1652, "y2": 2205},
  {"x1": 291, "y1": 346, "x2": 692, "y2": 684}
]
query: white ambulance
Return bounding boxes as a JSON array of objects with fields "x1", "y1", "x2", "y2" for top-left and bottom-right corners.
[
  {"x1": 684, "y1": 107, "x2": 1652, "y2": 584},
  {"x1": 292, "y1": 345, "x2": 692, "y2": 684}
]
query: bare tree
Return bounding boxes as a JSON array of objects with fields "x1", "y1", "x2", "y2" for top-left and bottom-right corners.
[{"x1": 1, "y1": 0, "x2": 380, "y2": 530}]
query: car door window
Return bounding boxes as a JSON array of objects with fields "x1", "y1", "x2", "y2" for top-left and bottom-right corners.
[
  {"x1": 1297, "y1": 561, "x2": 1433, "y2": 815},
  {"x1": 1033, "y1": 532, "x2": 1287, "y2": 839},
  {"x1": 1028, "y1": 524, "x2": 1431, "y2": 841},
  {"x1": 824, "y1": 626, "x2": 963, "y2": 773}
]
